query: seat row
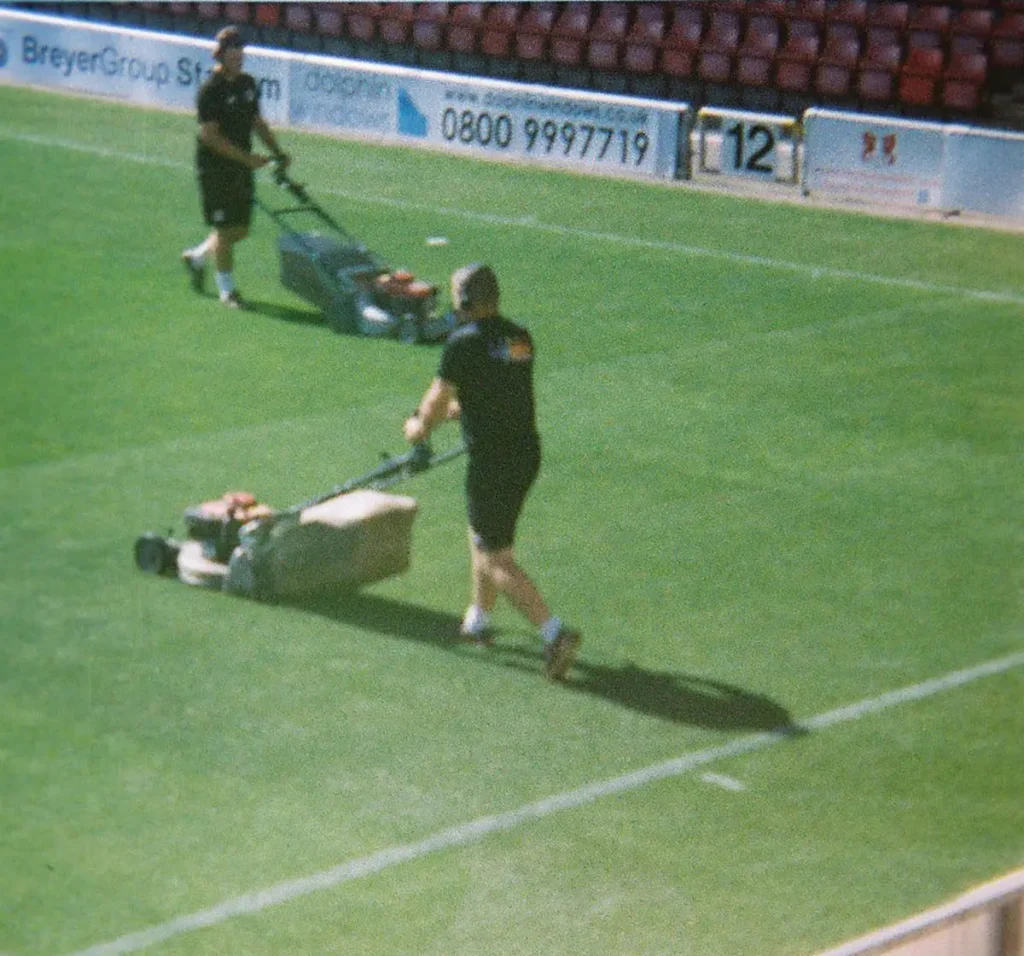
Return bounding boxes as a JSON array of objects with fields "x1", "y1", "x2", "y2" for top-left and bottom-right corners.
[{"x1": 44, "y1": 3, "x2": 1024, "y2": 122}]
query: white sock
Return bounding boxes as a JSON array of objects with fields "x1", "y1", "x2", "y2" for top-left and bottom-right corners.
[
  {"x1": 462, "y1": 605, "x2": 491, "y2": 634},
  {"x1": 215, "y1": 271, "x2": 235, "y2": 297},
  {"x1": 540, "y1": 616, "x2": 562, "y2": 644}
]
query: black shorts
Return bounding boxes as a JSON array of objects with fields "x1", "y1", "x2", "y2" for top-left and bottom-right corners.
[
  {"x1": 466, "y1": 443, "x2": 541, "y2": 552},
  {"x1": 198, "y1": 165, "x2": 254, "y2": 229}
]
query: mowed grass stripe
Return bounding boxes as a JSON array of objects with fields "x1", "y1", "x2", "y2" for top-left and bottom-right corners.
[
  {"x1": 1, "y1": 126, "x2": 1022, "y2": 306},
  {"x1": 68, "y1": 650, "x2": 1024, "y2": 956}
]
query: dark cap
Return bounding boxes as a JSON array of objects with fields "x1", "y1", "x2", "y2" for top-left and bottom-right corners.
[
  {"x1": 451, "y1": 263, "x2": 500, "y2": 310},
  {"x1": 214, "y1": 26, "x2": 245, "y2": 58}
]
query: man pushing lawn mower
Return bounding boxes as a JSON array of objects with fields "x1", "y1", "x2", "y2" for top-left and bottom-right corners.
[{"x1": 404, "y1": 263, "x2": 582, "y2": 681}]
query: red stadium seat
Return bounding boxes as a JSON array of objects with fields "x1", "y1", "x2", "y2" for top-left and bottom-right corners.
[
  {"x1": 623, "y1": 41, "x2": 658, "y2": 74},
  {"x1": 627, "y1": 3, "x2": 666, "y2": 45},
  {"x1": 478, "y1": 4, "x2": 518, "y2": 58},
  {"x1": 899, "y1": 73, "x2": 937, "y2": 108},
  {"x1": 793, "y1": 0, "x2": 827, "y2": 22},
  {"x1": 775, "y1": 59, "x2": 812, "y2": 94},
  {"x1": 196, "y1": 3, "x2": 221, "y2": 22},
  {"x1": 253, "y1": 3, "x2": 280, "y2": 28},
  {"x1": 518, "y1": 3, "x2": 558, "y2": 39},
  {"x1": 867, "y1": 2, "x2": 909, "y2": 31},
  {"x1": 941, "y1": 79, "x2": 982, "y2": 114},
  {"x1": 412, "y1": 19, "x2": 444, "y2": 52},
  {"x1": 777, "y1": 20, "x2": 821, "y2": 64},
  {"x1": 551, "y1": 2, "x2": 592, "y2": 39},
  {"x1": 549, "y1": 35, "x2": 585, "y2": 67},
  {"x1": 223, "y1": 3, "x2": 250, "y2": 26},
  {"x1": 902, "y1": 46, "x2": 944, "y2": 79},
  {"x1": 283, "y1": 4, "x2": 313, "y2": 34},
  {"x1": 857, "y1": 68, "x2": 895, "y2": 106},
  {"x1": 587, "y1": 38, "x2": 621, "y2": 72},
  {"x1": 951, "y1": 9, "x2": 995, "y2": 40},
  {"x1": 821, "y1": 23, "x2": 861, "y2": 67},
  {"x1": 739, "y1": 15, "x2": 780, "y2": 58},
  {"x1": 735, "y1": 55, "x2": 773, "y2": 88},
  {"x1": 591, "y1": 3, "x2": 630, "y2": 41},
  {"x1": 313, "y1": 3, "x2": 344, "y2": 38},
  {"x1": 660, "y1": 45, "x2": 695, "y2": 78},
  {"x1": 991, "y1": 37, "x2": 1024, "y2": 72},
  {"x1": 908, "y1": 5, "x2": 951, "y2": 50},
  {"x1": 445, "y1": 2, "x2": 483, "y2": 53},
  {"x1": 827, "y1": 1, "x2": 868, "y2": 27},
  {"x1": 861, "y1": 34, "x2": 903, "y2": 74},
  {"x1": 994, "y1": 12, "x2": 1024, "y2": 41},
  {"x1": 377, "y1": 2, "x2": 413, "y2": 45},
  {"x1": 346, "y1": 3, "x2": 379, "y2": 42},
  {"x1": 702, "y1": 10, "x2": 741, "y2": 53},
  {"x1": 515, "y1": 31, "x2": 548, "y2": 63},
  {"x1": 945, "y1": 50, "x2": 988, "y2": 85},
  {"x1": 697, "y1": 50, "x2": 733, "y2": 83},
  {"x1": 815, "y1": 62, "x2": 853, "y2": 98},
  {"x1": 663, "y1": 4, "x2": 705, "y2": 52}
]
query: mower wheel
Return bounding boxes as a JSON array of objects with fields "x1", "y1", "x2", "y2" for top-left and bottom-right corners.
[
  {"x1": 399, "y1": 317, "x2": 420, "y2": 345},
  {"x1": 134, "y1": 534, "x2": 178, "y2": 575},
  {"x1": 224, "y1": 547, "x2": 269, "y2": 600}
]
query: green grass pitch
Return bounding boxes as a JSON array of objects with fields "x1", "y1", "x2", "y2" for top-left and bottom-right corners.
[{"x1": 1, "y1": 84, "x2": 1022, "y2": 955}]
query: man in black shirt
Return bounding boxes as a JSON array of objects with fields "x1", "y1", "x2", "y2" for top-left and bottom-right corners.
[
  {"x1": 404, "y1": 263, "x2": 581, "y2": 681},
  {"x1": 180, "y1": 26, "x2": 289, "y2": 308}
]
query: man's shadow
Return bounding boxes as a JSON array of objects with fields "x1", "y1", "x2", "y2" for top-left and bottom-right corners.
[
  {"x1": 291, "y1": 591, "x2": 800, "y2": 733},
  {"x1": 242, "y1": 299, "x2": 324, "y2": 326}
]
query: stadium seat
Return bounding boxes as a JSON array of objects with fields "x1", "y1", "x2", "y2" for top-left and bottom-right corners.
[
  {"x1": 515, "y1": 30, "x2": 549, "y2": 65},
  {"x1": 479, "y1": 3, "x2": 519, "y2": 59},
  {"x1": 283, "y1": 4, "x2": 314, "y2": 36},
  {"x1": 775, "y1": 59, "x2": 813, "y2": 95},
  {"x1": 991, "y1": 37, "x2": 1024, "y2": 72},
  {"x1": 223, "y1": 3, "x2": 250, "y2": 26},
  {"x1": 814, "y1": 62, "x2": 854, "y2": 100},
  {"x1": 941, "y1": 78, "x2": 982, "y2": 114},
  {"x1": 697, "y1": 49, "x2": 733, "y2": 84},
  {"x1": 591, "y1": 2, "x2": 630, "y2": 42},
  {"x1": 861, "y1": 32, "x2": 903, "y2": 74},
  {"x1": 253, "y1": 3, "x2": 280, "y2": 29},
  {"x1": 346, "y1": 3, "x2": 379, "y2": 43},
  {"x1": 377, "y1": 2, "x2": 413, "y2": 46},
  {"x1": 550, "y1": 34, "x2": 586, "y2": 68},
  {"x1": 411, "y1": 19, "x2": 445, "y2": 53},
  {"x1": 908, "y1": 5, "x2": 951, "y2": 49},
  {"x1": 623, "y1": 41, "x2": 658, "y2": 74},
  {"x1": 627, "y1": 3, "x2": 666, "y2": 45},
  {"x1": 587, "y1": 37, "x2": 621, "y2": 73},
  {"x1": 792, "y1": 0, "x2": 827, "y2": 22},
  {"x1": 827, "y1": 1, "x2": 868, "y2": 28},
  {"x1": 660, "y1": 45, "x2": 695, "y2": 78},
  {"x1": 739, "y1": 15, "x2": 781, "y2": 58},
  {"x1": 857, "y1": 68, "x2": 896, "y2": 107},
  {"x1": 517, "y1": 2, "x2": 558, "y2": 41},
  {"x1": 313, "y1": 3, "x2": 344, "y2": 38},
  {"x1": 195, "y1": 3, "x2": 221, "y2": 24},
  {"x1": 993, "y1": 11, "x2": 1024, "y2": 41},
  {"x1": 702, "y1": 10, "x2": 742, "y2": 54},
  {"x1": 735, "y1": 54, "x2": 773, "y2": 89},
  {"x1": 951, "y1": 9, "x2": 995, "y2": 40},
  {"x1": 746, "y1": 0, "x2": 792, "y2": 16},
  {"x1": 551, "y1": 2, "x2": 592, "y2": 40},
  {"x1": 821, "y1": 23, "x2": 861, "y2": 68},
  {"x1": 866, "y1": 2, "x2": 909, "y2": 32},
  {"x1": 902, "y1": 46, "x2": 944, "y2": 80},
  {"x1": 445, "y1": 2, "x2": 483, "y2": 55},
  {"x1": 899, "y1": 72, "x2": 938, "y2": 109},
  {"x1": 662, "y1": 4, "x2": 704, "y2": 53},
  {"x1": 777, "y1": 19, "x2": 822, "y2": 64},
  {"x1": 945, "y1": 50, "x2": 988, "y2": 86}
]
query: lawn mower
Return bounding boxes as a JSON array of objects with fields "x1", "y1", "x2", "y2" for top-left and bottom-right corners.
[
  {"x1": 256, "y1": 161, "x2": 457, "y2": 344},
  {"x1": 133, "y1": 441, "x2": 465, "y2": 601}
]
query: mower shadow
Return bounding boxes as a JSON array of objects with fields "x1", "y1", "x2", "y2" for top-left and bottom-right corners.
[
  {"x1": 243, "y1": 299, "x2": 324, "y2": 326},
  {"x1": 291, "y1": 591, "x2": 799, "y2": 732}
]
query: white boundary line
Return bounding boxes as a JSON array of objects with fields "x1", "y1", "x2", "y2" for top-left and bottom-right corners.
[
  {"x1": 69, "y1": 650, "x2": 1024, "y2": 956},
  {"x1": 3, "y1": 127, "x2": 1023, "y2": 307}
]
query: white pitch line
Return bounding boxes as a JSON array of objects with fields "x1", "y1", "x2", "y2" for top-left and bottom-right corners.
[
  {"x1": 68, "y1": 649, "x2": 1024, "y2": 956},
  {"x1": 701, "y1": 772, "x2": 747, "y2": 792},
  {"x1": 3, "y1": 126, "x2": 1023, "y2": 307}
]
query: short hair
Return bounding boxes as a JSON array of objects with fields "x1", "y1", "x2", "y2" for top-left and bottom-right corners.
[
  {"x1": 213, "y1": 26, "x2": 245, "y2": 60},
  {"x1": 451, "y1": 263, "x2": 500, "y2": 310}
]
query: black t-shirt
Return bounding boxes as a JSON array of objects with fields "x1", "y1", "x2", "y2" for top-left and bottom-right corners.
[
  {"x1": 438, "y1": 316, "x2": 539, "y2": 458},
  {"x1": 196, "y1": 71, "x2": 260, "y2": 174}
]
